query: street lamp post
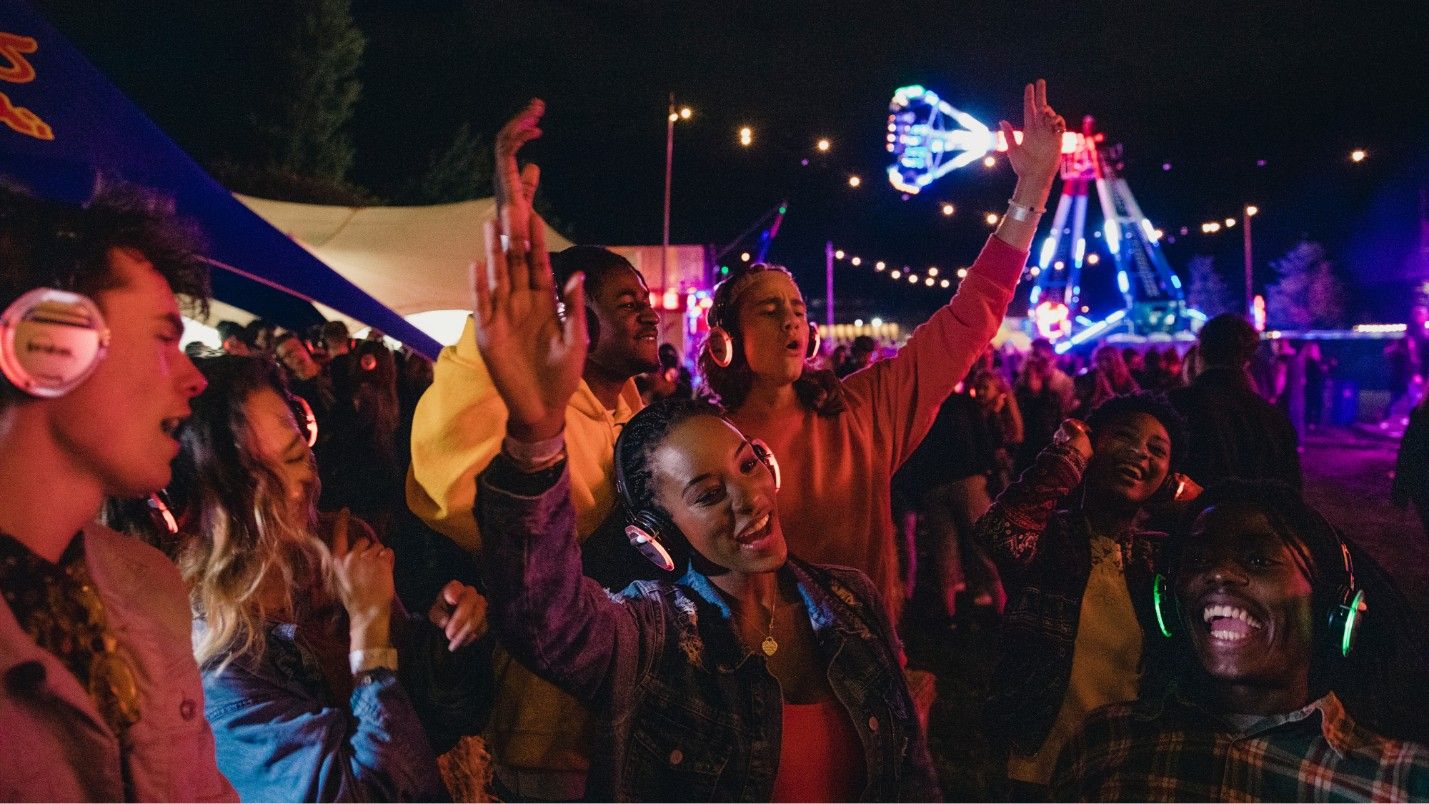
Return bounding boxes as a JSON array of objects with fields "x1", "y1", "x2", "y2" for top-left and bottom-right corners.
[
  {"x1": 663, "y1": 93, "x2": 675, "y2": 292},
  {"x1": 1243, "y1": 205, "x2": 1258, "y2": 318},
  {"x1": 662, "y1": 95, "x2": 692, "y2": 293}
]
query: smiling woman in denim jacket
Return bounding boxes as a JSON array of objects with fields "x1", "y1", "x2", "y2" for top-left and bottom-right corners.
[
  {"x1": 174, "y1": 357, "x2": 490, "y2": 801},
  {"x1": 465, "y1": 204, "x2": 938, "y2": 800}
]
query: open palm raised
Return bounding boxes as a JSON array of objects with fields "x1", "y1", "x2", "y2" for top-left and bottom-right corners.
[{"x1": 471, "y1": 215, "x2": 588, "y2": 443}]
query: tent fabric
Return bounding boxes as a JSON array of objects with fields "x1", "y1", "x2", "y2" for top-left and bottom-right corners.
[
  {"x1": 237, "y1": 195, "x2": 574, "y2": 317},
  {"x1": 0, "y1": 2, "x2": 440, "y2": 358},
  {"x1": 238, "y1": 194, "x2": 712, "y2": 324}
]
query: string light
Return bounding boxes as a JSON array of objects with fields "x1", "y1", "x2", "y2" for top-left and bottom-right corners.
[
  {"x1": 816, "y1": 137, "x2": 831, "y2": 152},
  {"x1": 739, "y1": 126, "x2": 753, "y2": 146},
  {"x1": 982, "y1": 156, "x2": 996, "y2": 168},
  {"x1": 848, "y1": 174, "x2": 862, "y2": 188},
  {"x1": 985, "y1": 212, "x2": 1000, "y2": 226},
  {"x1": 940, "y1": 202, "x2": 956, "y2": 217},
  {"x1": 829, "y1": 244, "x2": 970, "y2": 293},
  {"x1": 679, "y1": 106, "x2": 692, "y2": 120},
  {"x1": 1350, "y1": 148, "x2": 1367, "y2": 163}
]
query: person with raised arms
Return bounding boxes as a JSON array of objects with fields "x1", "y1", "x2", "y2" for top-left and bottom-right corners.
[
  {"x1": 406, "y1": 100, "x2": 664, "y2": 799},
  {"x1": 696, "y1": 81, "x2": 1066, "y2": 622},
  {"x1": 468, "y1": 196, "x2": 939, "y2": 800}
]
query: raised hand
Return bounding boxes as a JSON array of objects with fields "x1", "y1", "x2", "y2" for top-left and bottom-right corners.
[
  {"x1": 472, "y1": 211, "x2": 588, "y2": 443},
  {"x1": 1054, "y1": 418, "x2": 1094, "y2": 462},
  {"x1": 329, "y1": 508, "x2": 396, "y2": 650},
  {"x1": 427, "y1": 580, "x2": 488, "y2": 652},
  {"x1": 495, "y1": 99, "x2": 544, "y2": 244},
  {"x1": 1000, "y1": 79, "x2": 1065, "y2": 192}
]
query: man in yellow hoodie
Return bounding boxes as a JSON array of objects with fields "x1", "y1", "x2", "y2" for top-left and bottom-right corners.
[{"x1": 406, "y1": 99, "x2": 663, "y2": 799}]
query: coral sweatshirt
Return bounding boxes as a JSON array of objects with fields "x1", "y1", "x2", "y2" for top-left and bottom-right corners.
[
  {"x1": 405, "y1": 316, "x2": 642, "y2": 797},
  {"x1": 728, "y1": 235, "x2": 1026, "y2": 618}
]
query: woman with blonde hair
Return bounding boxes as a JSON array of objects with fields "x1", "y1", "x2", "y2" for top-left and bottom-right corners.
[{"x1": 175, "y1": 356, "x2": 487, "y2": 801}]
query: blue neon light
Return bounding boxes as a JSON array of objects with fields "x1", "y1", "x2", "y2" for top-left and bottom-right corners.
[
  {"x1": 1118, "y1": 271, "x2": 1130, "y2": 294},
  {"x1": 1039, "y1": 237, "x2": 1056, "y2": 268},
  {"x1": 886, "y1": 85, "x2": 995, "y2": 194}
]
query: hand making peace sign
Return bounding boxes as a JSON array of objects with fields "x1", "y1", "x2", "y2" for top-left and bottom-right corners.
[{"x1": 1001, "y1": 78, "x2": 1065, "y2": 190}]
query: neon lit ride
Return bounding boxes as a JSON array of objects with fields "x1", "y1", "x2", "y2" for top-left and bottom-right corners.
[{"x1": 885, "y1": 85, "x2": 1198, "y2": 348}]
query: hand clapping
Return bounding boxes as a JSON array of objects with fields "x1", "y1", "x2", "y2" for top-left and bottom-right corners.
[{"x1": 330, "y1": 508, "x2": 396, "y2": 650}]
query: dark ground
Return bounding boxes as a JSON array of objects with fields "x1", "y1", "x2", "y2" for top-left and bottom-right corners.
[{"x1": 905, "y1": 426, "x2": 1429, "y2": 800}]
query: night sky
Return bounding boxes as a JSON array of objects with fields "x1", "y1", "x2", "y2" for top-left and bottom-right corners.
[{"x1": 38, "y1": 1, "x2": 1429, "y2": 325}]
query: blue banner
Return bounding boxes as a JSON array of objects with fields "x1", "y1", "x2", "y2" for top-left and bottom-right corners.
[{"x1": 0, "y1": 2, "x2": 440, "y2": 358}]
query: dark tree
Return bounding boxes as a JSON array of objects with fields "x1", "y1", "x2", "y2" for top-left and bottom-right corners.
[
  {"x1": 1266, "y1": 241, "x2": 1350, "y2": 329},
  {"x1": 1186, "y1": 255, "x2": 1237, "y2": 319}
]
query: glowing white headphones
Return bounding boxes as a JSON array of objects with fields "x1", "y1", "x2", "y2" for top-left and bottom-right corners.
[{"x1": 0, "y1": 286, "x2": 111, "y2": 398}]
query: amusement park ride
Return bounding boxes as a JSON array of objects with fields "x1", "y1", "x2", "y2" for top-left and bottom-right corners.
[{"x1": 886, "y1": 85, "x2": 1202, "y2": 350}]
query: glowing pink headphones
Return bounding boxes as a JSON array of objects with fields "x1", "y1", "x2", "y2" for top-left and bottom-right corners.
[
  {"x1": 704, "y1": 266, "x2": 820, "y2": 369},
  {"x1": 613, "y1": 427, "x2": 781, "y2": 572}
]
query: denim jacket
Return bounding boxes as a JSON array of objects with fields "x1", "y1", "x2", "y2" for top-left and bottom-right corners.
[
  {"x1": 973, "y1": 442, "x2": 1165, "y2": 755},
  {"x1": 478, "y1": 455, "x2": 940, "y2": 801},
  {"x1": 199, "y1": 611, "x2": 485, "y2": 802}
]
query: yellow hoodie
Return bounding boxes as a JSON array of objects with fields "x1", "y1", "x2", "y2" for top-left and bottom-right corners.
[{"x1": 406, "y1": 316, "x2": 641, "y2": 798}]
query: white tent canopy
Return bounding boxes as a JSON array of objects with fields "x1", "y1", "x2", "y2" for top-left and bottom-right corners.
[
  {"x1": 237, "y1": 194, "x2": 711, "y2": 348},
  {"x1": 236, "y1": 194, "x2": 574, "y2": 318}
]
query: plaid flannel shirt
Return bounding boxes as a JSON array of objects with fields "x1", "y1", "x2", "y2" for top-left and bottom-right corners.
[
  {"x1": 974, "y1": 442, "x2": 1166, "y2": 753},
  {"x1": 1053, "y1": 688, "x2": 1429, "y2": 801}
]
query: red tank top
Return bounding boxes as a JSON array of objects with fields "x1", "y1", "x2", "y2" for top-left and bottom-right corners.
[{"x1": 771, "y1": 697, "x2": 867, "y2": 802}]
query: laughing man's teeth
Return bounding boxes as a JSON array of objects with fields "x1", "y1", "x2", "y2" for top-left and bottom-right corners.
[
  {"x1": 1211, "y1": 628, "x2": 1249, "y2": 641},
  {"x1": 1202, "y1": 604, "x2": 1263, "y2": 629}
]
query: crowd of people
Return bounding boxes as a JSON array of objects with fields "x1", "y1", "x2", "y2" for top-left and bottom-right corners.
[{"x1": 2, "y1": 81, "x2": 1427, "y2": 803}]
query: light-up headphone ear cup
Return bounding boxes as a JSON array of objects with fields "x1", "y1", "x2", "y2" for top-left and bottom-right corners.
[
  {"x1": 1328, "y1": 587, "x2": 1365, "y2": 658},
  {"x1": 1152, "y1": 573, "x2": 1178, "y2": 639},
  {"x1": 749, "y1": 438, "x2": 781, "y2": 493},
  {"x1": 0, "y1": 287, "x2": 110, "y2": 398},
  {"x1": 806, "y1": 322, "x2": 821, "y2": 360},
  {"x1": 706, "y1": 326, "x2": 734, "y2": 368},
  {"x1": 624, "y1": 513, "x2": 676, "y2": 573}
]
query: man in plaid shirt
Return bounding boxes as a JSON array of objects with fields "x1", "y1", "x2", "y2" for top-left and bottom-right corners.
[{"x1": 1053, "y1": 480, "x2": 1429, "y2": 801}]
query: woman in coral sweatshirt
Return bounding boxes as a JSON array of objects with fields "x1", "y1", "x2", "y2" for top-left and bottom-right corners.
[{"x1": 698, "y1": 81, "x2": 1066, "y2": 618}]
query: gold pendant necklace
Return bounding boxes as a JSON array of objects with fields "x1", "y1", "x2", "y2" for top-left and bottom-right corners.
[
  {"x1": 760, "y1": 610, "x2": 778, "y2": 657},
  {"x1": 739, "y1": 606, "x2": 778, "y2": 657}
]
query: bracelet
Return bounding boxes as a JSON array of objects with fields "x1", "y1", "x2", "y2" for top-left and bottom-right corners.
[
  {"x1": 349, "y1": 647, "x2": 398, "y2": 676},
  {"x1": 502, "y1": 433, "x2": 568, "y2": 473},
  {"x1": 1005, "y1": 198, "x2": 1047, "y2": 223}
]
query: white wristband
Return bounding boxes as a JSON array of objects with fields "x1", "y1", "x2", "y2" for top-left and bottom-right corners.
[
  {"x1": 502, "y1": 433, "x2": 568, "y2": 472},
  {"x1": 1005, "y1": 198, "x2": 1047, "y2": 222},
  {"x1": 349, "y1": 647, "x2": 398, "y2": 676}
]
